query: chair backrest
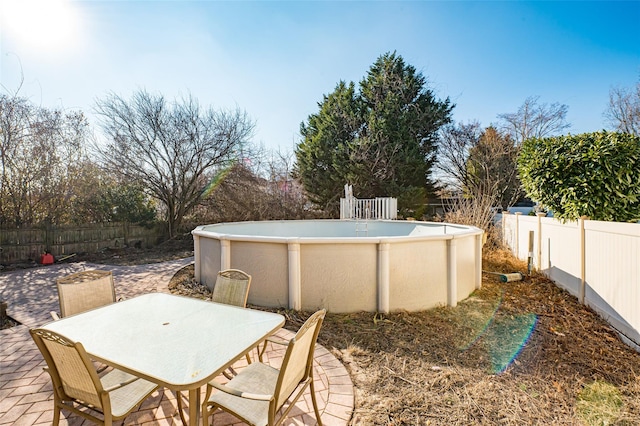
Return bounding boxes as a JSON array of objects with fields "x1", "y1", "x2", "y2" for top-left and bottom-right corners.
[
  {"x1": 30, "y1": 328, "x2": 106, "y2": 409},
  {"x1": 56, "y1": 270, "x2": 116, "y2": 318},
  {"x1": 273, "y1": 309, "x2": 326, "y2": 411},
  {"x1": 211, "y1": 269, "x2": 251, "y2": 307}
]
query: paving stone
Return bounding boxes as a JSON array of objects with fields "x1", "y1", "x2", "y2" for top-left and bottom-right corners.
[{"x1": 0, "y1": 258, "x2": 354, "y2": 425}]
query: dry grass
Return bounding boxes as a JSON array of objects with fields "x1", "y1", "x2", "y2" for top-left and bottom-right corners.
[
  {"x1": 577, "y1": 381, "x2": 624, "y2": 426},
  {"x1": 170, "y1": 247, "x2": 640, "y2": 425}
]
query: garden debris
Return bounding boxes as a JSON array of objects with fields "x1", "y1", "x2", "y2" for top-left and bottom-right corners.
[{"x1": 169, "y1": 247, "x2": 640, "y2": 425}]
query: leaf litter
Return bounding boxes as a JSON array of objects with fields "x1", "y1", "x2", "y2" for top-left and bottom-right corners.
[{"x1": 170, "y1": 248, "x2": 640, "y2": 425}]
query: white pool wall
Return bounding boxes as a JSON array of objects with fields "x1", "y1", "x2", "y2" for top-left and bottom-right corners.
[{"x1": 192, "y1": 219, "x2": 484, "y2": 313}]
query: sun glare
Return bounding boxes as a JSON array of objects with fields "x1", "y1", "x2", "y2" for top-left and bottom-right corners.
[{"x1": 1, "y1": 0, "x2": 82, "y2": 53}]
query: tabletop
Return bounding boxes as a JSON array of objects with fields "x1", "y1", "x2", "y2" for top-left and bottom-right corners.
[{"x1": 41, "y1": 292, "x2": 285, "y2": 390}]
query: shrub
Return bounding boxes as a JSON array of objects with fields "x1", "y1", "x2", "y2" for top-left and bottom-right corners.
[{"x1": 517, "y1": 131, "x2": 640, "y2": 222}]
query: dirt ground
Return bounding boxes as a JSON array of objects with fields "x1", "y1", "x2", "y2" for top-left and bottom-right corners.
[
  {"x1": 169, "y1": 247, "x2": 640, "y2": 425},
  {"x1": 6, "y1": 236, "x2": 640, "y2": 425}
]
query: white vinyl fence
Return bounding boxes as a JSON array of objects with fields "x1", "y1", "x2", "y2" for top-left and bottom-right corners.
[
  {"x1": 340, "y1": 197, "x2": 398, "y2": 220},
  {"x1": 503, "y1": 212, "x2": 640, "y2": 348}
]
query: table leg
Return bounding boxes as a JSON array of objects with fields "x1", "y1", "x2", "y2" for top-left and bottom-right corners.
[{"x1": 189, "y1": 388, "x2": 201, "y2": 426}]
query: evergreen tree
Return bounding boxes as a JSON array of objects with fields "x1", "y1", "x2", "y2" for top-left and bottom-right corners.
[
  {"x1": 297, "y1": 81, "x2": 360, "y2": 213},
  {"x1": 467, "y1": 126, "x2": 522, "y2": 209},
  {"x1": 296, "y1": 52, "x2": 453, "y2": 217}
]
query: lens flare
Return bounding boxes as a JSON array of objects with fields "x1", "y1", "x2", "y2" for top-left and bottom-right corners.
[
  {"x1": 201, "y1": 162, "x2": 236, "y2": 199},
  {"x1": 487, "y1": 313, "x2": 538, "y2": 373},
  {"x1": 457, "y1": 289, "x2": 538, "y2": 374},
  {"x1": 458, "y1": 293, "x2": 503, "y2": 351}
]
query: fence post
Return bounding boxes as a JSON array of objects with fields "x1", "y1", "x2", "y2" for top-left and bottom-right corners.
[
  {"x1": 501, "y1": 211, "x2": 508, "y2": 247},
  {"x1": 44, "y1": 221, "x2": 53, "y2": 254},
  {"x1": 536, "y1": 212, "x2": 545, "y2": 271},
  {"x1": 579, "y1": 216, "x2": 588, "y2": 304},
  {"x1": 123, "y1": 222, "x2": 129, "y2": 247},
  {"x1": 475, "y1": 232, "x2": 483, "y2": 290},
  {"x1": 514, "y1": 212, "x2": 522, "y2": 259}
]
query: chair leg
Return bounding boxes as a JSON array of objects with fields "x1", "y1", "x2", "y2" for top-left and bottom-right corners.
[
  {"x1": 203, "y1": 384, "x2": 213, "y2": 404},
  {"x1": 309, "y1": 380, "x2": 323, "y2": 426},
  {"x1": 175, "y1": 391, "x2": 188, "y2": 426},
  {"x1": 201, "y1": 400, "x2": 214, "y2": 426},
  {"x1": 53, "y1": 406, "x2": 61, "y2": 426},
  {"x1": 223, "y1": 367, "x2": 237, "y2": 380}
]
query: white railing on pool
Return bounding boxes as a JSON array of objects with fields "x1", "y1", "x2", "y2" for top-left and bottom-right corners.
[{"x1": 340, "y1": 197, "x2": 398, "y2": 220}]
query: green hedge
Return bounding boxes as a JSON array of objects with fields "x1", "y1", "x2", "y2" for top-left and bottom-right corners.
[{"x1": 517, "y1": 131, "x2": 640, "y2": 222}]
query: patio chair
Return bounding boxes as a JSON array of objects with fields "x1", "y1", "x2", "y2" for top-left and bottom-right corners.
[
  {"x1": 212, "y1": 268, "x2": 253, "y2": 366},
  {"x1": 211, "y1": 269, "x2": 252, "y2": 307},
  {"x1": 201, "y1": 309, "x2": 326, "y2": 426},
  {"x1": 50, "y1": 270, "x2": 116, "y2": 321},
  {"x1": 30, "y1": 328, "x2": 158, "y2": 426},
  {"x1": 176, "y1": 268, "x2": 253, "y2": 424}
]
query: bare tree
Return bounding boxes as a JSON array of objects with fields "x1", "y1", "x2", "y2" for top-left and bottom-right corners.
[
  {"x1": 435, "y1": 124, "x2": 521, "y2": 232},
  {"x1": 189, "y1": 148, "x2": 317, "y2": 224},
  {"x1": 604, "y1": 81, "x2": 640, "y2": 136},
  {"x1": 498, "y1": 96, "x2": 571, "y2": 145},
  {"x1": 435, "y1": 121, "x2": 483, "y2": 193},
  {"x1": 264, "y1": 149, "x2": 314, "y2": 219},
  {"x1": 0, "y1": 95, "x2": 88, "y2": 226},
  {"x1": 94, "y1": 90, "x2": 255, "y2": 237},
  {"x1": 190, "y1": 162, "x2": 266, "y2": 223}
]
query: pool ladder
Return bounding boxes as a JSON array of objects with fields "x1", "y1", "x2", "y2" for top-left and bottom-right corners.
[{"x1": 355, "y1": 220, "x2": 368, "y2": 237}]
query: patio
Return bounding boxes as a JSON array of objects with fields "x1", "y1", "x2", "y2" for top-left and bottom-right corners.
[{"x1": 0, "y1": 259, "x2": 354, "y2": 425}]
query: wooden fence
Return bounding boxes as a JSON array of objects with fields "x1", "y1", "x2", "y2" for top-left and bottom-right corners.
[
  {"x1": 502, "y1": 212, "x2": 640, "y2": 349},
  {"x1": 0, "y1": 223, "x2": 162, "y2": 264}
]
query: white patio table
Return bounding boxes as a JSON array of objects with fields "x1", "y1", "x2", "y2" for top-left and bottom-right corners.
[{"x1": 41, "y1": 292, "x2": 285, "y2": 426}]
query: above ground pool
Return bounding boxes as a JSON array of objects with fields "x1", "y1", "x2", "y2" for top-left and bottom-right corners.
[{"x1": 192, "y1": 220, "x2": 484, "y2": 313}]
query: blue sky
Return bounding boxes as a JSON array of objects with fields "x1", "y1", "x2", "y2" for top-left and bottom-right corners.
[{"x1": 1, "y1": 0, "x2": 639, "y2": 153}]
